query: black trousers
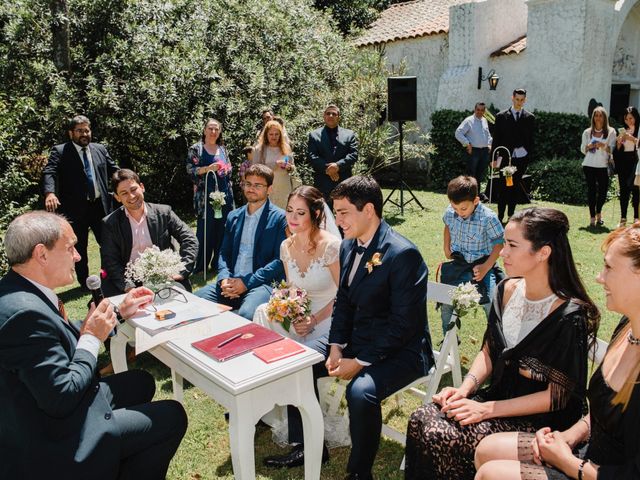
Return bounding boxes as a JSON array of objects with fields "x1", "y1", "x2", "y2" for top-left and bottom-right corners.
[
  {"x1": 102, "y1": 370, "x2": 188, "y2": 480},
  {"x1": 583, "y1": 166, "x2": 609, "y2": 217},
  {"x1": 614, "y1": 150, "x2": 639, "y2": 220},
  {"x1": 68, "y1": 199, "x2": 106, "y2": 286},
  {"x1": 497, "y1": 155, "x2": 528, "y2": 221}
]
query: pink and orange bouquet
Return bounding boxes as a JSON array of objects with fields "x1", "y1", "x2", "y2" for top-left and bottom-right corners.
[{"x1": 266, "y1": 280, "x2": 311, "y2": 332}]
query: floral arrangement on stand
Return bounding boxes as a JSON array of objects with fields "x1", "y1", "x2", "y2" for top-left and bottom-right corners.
[
  {"x1": 501, "y1": 165, "x2": 518, "y2": 187},
  {"x1": 125, "y1": 246, "x2": 185, "y2": 292},
  {"x1": 447, "y1": 281, "x2": 482, "y2": 332},
  {"x1": 209, "y1": 191, "x2": 227, "y2": 219},
  {"x1": 266, "y1": 280, "x2": 312, "y2": 332}
]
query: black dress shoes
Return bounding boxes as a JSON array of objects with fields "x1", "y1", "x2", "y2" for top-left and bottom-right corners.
[
  {"x1": 343, "y1": 473, "x2": 374, "y2": 480},
  {"x1": 263, "y1": 444, "x2": 329, "y2": 468}
]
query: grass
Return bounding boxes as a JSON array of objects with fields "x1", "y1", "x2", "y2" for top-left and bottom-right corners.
[{"x1": 58, "y1": 189, "x2": 621, "y2": 480}]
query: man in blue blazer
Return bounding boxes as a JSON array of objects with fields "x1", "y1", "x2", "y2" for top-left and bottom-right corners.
[
  {"x1": 0, "y1": 211, "x2": 187, "y2": 480},
  {"x1": 101, "y1": 169, "x2": 198, "y2": 296},
  {"x1": 196, "y1": 164, "x2": 287, "y2": 320},
  {"x1": 307, "y1": 104, "x2": 359, "y2": 207},
  {"x1": 42, "y1": 115, "x2": 120, "y2": 287},
  {"x1": 264, "y1": 176, "x2": 434, "y2": 479}
]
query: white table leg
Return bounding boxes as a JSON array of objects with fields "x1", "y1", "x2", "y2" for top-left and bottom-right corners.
[
  {"x1": 228, "y1": 395, "x2": 256, "y2": 480},
  {"x1": 171, "y1": 369, "x2": 184, "y2": 403},
  {"x1": 298, "y1": 370, "x2": 324, "y2": 480},
  {"x1": 110, "y1": 329, "x2": 130, "y2": 374}
]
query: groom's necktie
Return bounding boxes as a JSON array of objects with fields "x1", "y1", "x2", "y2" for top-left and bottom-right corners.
[{"x1": 81, "y1": 147, "x2": 96, "y2": 201}]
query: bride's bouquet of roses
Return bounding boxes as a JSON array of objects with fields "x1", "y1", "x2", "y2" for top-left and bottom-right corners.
[{"x1": 266, "y1": 280, "x2": 312, "y2": 332}]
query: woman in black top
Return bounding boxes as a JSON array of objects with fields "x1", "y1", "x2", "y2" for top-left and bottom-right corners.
[
  {"x1": 614, "y1": 106, "x2": 640, "y2": 227},
  {"x1": 475, "y1": 224, "x2": 640, "y2": 479}
]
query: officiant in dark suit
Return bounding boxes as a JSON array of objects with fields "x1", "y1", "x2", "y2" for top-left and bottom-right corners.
[
  {"x1": 492, "y1": 88, "x2": 535, "y2": 223},
  {"x1": 100, "y1": 169, "x2": 198, "y2": 297},
  {"x1": 264, "y1": 176, "x2": 434, "y2": 480},
  {"x1": 307, "y1": 104, "x2": 359, "y2": 207},
  {"x1": 42, "y1": 115, "x2": 120, "y2": 287},
  {"x1": 0, "y1": 211, "x2": 187, "y2": 480}
]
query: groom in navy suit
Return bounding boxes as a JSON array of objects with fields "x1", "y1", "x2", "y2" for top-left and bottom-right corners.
[
  {"x1": 196, "y1": 164, "x2": 287, "y2": 319},
  {"x1": 264, "y1": 176, "x2": 434, "y2": 480}
]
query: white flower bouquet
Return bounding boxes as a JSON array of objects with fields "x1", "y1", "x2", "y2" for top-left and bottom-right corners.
[
  {"x1": 447, "y1": 282, "x2": 482, "y2": 331},
  {"x1": 209, "y1": 191, "x2": 226, "y2": 219},
  {"x1": 501, "y1": 165, "x2": 518, "y2": 187},
  {"x1": 125, "y1": 246, "x2": 185, "y2": 292}
]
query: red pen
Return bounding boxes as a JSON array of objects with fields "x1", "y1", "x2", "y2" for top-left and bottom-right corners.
[{"x1": 217, "y1": 333, "x2": 242, "y2": 348}]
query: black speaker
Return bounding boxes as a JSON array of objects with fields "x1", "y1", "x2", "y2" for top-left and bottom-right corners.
[{"x1": 387, "y1": 76, "x2": 417, "y2": 122}]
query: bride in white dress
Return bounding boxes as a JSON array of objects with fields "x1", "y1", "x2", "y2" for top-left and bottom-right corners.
[{"x1": 254, "y1": 185, "x2": 346, "y2": 445}]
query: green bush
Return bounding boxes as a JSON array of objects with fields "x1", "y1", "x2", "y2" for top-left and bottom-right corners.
[
  {"x1": 428, "y1": 109, "x2": 470, "y2": 191},
  {"x1": 1, "y1": 0, "x2": 404, "y2": 217},
  {"x1": 527, "y1": 156, "x2": 586, "y2": 205}
]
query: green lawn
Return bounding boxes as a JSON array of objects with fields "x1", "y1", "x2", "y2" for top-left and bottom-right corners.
[{"x1": 59, "y1": 190, "x2": 620, "y2": 480}]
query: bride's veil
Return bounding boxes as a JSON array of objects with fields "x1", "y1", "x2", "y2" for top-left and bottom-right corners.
[{"x1": 321, "y1": 201, "x2": 340, "y2": 237}]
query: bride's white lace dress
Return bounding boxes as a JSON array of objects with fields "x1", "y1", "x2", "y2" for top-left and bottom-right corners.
[
  {"x1": 254, "y1": 236, "x2": 351, "y2": 447},
  {"x1": 254, "y1": 238, "x2": 340, "y2": 342}
]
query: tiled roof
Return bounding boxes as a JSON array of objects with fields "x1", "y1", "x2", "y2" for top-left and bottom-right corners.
[
  {"x1": 355, "y1": 0, "x2": 467, "y2": 47},
  {"x1": 490, "y1": 35, "x2": 527, "y2": 57}
]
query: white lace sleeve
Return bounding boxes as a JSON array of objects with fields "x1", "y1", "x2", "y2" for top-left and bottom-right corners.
[
  {"x1": 323, "y1": 239, "x2": 341, "y2": 265},
  {"x1": 280, "y1": 239, "x2": 291, "y2": 263}
]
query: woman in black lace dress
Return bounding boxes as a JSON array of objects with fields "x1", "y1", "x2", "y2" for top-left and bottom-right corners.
[
  {"x1": 404, "y1": 208, "x2": 600, "y2": 480},
  {"x1": 475, "y1": 224, "x2": 640, "y2": 479}
]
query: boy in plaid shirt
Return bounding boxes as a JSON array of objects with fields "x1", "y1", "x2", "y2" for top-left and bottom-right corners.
[{"x1": 440, "y1": 176, "x2": 504, "y2": 333}]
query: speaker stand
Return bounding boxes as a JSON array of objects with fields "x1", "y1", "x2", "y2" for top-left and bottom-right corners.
[{"x1": 383, "y1": 121, "x2": 424, "y2": 215}]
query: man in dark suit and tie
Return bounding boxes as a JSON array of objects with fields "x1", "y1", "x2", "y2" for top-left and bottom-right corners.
[
  {"x1": 492, "y1": 88, "x2": 535, "y2": 222},
  {"x1": 100, "y1": 169, "x2": 198, "y2": 297},
  {"x1": 196, "y1": 164, "x2": 287, "y2": 320},
  {"x1": 0, "y1": 211, "x2": 187, "y2": 480},
  {"x1": 264, "y1": 176, "x2": 434, "y2": 480},
  {"x1": 42, "y1": 115, "x2": 120, "y2": 287},
  {"x1": 307, "y1": 104, "x2": 359, "y2": 207}
]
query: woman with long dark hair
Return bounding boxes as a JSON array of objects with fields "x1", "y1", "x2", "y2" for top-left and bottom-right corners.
[
  {"x1": 475, "y1": 223, "x2": 640, "y2": 479},
  {"x1": 404, "y1": 207, "x2": 599, "y2": 480},
  {"x1": 581, "y1": 107, "x2": 617, "y2": 227},
  {"x1": 186, "y1": 118, "x2": 234, "y2": 274},
  {"x1": 614, "y1": 106, "x2": 640, "y2": 227}
]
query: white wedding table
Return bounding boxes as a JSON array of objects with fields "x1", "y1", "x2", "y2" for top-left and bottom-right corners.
[{"x1": 109, "y1": 293, "x2": 325, "y2": 480}]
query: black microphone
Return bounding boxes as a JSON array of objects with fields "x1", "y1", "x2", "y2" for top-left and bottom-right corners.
[{"x1": 86, "y1": 275, "x2": 116, "y2": 337}]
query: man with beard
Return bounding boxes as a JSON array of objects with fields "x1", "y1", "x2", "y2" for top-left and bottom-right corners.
[{"x1": 42, "y1": 115, "x2": 120, "y2": 288}]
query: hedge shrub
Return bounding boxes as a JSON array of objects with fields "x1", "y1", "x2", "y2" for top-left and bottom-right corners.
[{"x1": 527, "y1": 156, "x2": 585, "y2": 205}]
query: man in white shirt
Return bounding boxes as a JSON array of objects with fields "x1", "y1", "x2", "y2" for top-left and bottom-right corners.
[{"x1": 455, "y1": 102, "x2": 493, "y2": 198}]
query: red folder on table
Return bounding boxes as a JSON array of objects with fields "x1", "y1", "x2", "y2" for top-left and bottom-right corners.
[
  {"x1": 192, "y1": 323, "x2": 282, "y2": 362},
  {"x1": 253, "y1": 337, "x2": 305, "y2": 363}
]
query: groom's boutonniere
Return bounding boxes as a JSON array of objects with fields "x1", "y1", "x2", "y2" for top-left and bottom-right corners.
[{"x1": 365, "y1": 252, "x2": 383, "y2": 274}]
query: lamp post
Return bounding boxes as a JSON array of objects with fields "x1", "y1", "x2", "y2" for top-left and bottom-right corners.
[{"x1": 478, "y1": 67, "x2": 500, "y2": 90}]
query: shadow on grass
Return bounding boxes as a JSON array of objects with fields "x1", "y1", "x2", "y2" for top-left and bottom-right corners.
[{"x1": 578, "y1": 224, "x2": 611, "y2": 234}]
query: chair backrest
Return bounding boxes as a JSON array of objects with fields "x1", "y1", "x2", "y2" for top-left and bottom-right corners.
[
  {"x1": 426, "y1": 280, "x2": 455, "y2": 306},
  {"x1": 591, "y1": 337, "x2": 609, "y2": 365}
]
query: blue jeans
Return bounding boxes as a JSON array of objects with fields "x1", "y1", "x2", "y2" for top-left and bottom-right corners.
[
  {"x1": 195, "y1": 282, "x2": 272, "y2": 321},
  {"x1": 465, "y1": 147, "x2": 490, "y2": 188},
  {"x1": 440, "y1": 268, "x2": 496, "y2": 335}
]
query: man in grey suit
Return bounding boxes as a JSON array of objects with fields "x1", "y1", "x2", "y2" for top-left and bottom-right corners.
[
  {"x1": 307, "y1": 104, "x2": 359, "y2": 207},
  {"x1": 0, "y1": 211, "x2": 187, "y2": 479},
  {"x1": 100, "y1": 169, "x2": 198, "y2": 297},
  {"x1": 42, "y1": 115, "x2": 120, "y2": 287}
]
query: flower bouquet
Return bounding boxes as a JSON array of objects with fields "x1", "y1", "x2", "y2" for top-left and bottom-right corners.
[
  {"x1": 501, "y1": 165, "x2": 518, "y2": 187},
  {"x1": 447, "y1": 282, "x2": 482, "y2": 332},
  {"x1": 125, "y1": 246, "x2": 185, "y2": 292},
  {"x1": 209, "y1": 191, "x2": 226, "y2": 219},
  {"x1": 266, "y1": 280, "x2": 312, "y2": 332}
]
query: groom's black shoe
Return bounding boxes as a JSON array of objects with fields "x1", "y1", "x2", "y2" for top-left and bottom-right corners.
[{"x1": 263, "y1": 444, "x2": 329, "y2": 468}]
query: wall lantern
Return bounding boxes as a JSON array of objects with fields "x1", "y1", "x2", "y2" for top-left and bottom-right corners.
[{"x1": 478, "y1": 67, "x2": 499, "y2": 90}]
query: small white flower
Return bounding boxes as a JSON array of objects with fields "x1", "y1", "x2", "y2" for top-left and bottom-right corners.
[
  {"x1": 450, "y1": 282, "x2": 482, "y2": 322},
  {"x1": 209, "y1": 191, "x2": 226, "y2": 209},
  {"x1": 125, "y1": 246, "x2": 185, "y2": 290},
  {"x1": 500, "y1": 165, "x2": 517, "y2": 177}
]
